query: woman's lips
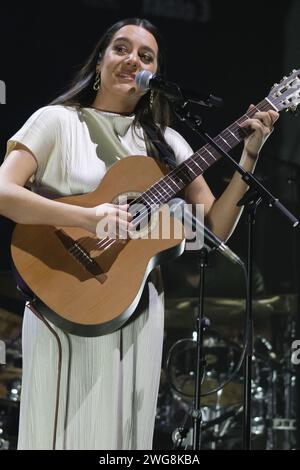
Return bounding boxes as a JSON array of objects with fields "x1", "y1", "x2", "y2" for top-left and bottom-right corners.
[{"x1": 117, "y1": 73, "x2": 135, "y2": 81}]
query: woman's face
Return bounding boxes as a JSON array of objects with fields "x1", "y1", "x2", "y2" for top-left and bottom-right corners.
[{"x1": 97, "y1": 25, "x2": 159, "y2": 109}]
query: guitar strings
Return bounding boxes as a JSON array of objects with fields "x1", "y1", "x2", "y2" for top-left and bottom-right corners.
[{"x1": 82, "y1": 99, "x2": 275, "y2": 254}]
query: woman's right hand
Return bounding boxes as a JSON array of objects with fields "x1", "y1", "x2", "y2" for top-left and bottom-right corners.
[{"x1": 84, "y1": 203, "x2": 133, "y2": 239}]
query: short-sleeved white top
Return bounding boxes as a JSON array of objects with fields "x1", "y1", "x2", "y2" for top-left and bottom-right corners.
[{"x1": 6, "y1": 105, "x2": 193, "y2": 197}]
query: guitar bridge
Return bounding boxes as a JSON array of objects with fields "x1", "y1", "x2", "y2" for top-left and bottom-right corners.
[{"x1": 55, "y1": 229, "x2": 107, "y2": 283}]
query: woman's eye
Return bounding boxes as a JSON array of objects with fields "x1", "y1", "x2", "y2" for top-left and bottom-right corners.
[
  {"x1": 141, "y1": 54, "x2": 153, "y2": 63},
  {"x1": 115, "y1": 45, "x2": 127, "y2": 54}
]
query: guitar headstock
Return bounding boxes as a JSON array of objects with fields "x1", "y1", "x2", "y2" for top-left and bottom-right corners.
[{"x1": 268, "y1": 69, "x2": 300, "y2": 113}]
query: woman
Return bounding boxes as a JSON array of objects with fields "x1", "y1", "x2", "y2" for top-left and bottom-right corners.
[{"x1": 0, "y1": 18, "x2": 278, "y2": 450}]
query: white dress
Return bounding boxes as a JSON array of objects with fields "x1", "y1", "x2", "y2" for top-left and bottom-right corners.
[{"x1": 6, "y1": 105, "x2": 193, "y2": 450}]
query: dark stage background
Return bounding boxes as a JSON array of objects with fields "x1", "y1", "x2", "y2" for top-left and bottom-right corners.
[{"x1": 0, "y1": 0, "x2": 299, "y2": 450}]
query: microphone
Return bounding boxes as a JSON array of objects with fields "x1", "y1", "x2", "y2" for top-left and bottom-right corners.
[
  {"x1": 168, "y1": 198, "x2": 243, "y2": 266},
  {"x1": 136, "y1": 70, "x2": 223, "y2": 108}
]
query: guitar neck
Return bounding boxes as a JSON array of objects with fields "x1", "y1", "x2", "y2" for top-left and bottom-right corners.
[{"x1": 138, "y1": 97, "x2": 277, "y2": 208}]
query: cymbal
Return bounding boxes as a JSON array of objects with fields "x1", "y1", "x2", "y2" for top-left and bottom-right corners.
[
  {"x1": 165, "y1": 294, "x2": 297, "y2": 329},
  {"x1": 255, "y1": 294, "x2": 297, "y2": 315},
  {"x1": 173, "y1": 375, "x2": 243, "y2": 407}
]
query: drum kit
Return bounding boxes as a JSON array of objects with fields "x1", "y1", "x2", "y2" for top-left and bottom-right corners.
[
  {"x1": 0, "y1": 274, "x2": 23, "y2": 450},
  {"x1": 0, "y1": 276, "x2": 298, "y2": 450},
  {"x1": 154, "y1": 294, "x2": 298, "y2": 450}
]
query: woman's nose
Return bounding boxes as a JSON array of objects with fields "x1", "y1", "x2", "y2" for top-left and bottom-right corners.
[{"x1": 125, "y1": 51, "x2": 139, "y2": 67}]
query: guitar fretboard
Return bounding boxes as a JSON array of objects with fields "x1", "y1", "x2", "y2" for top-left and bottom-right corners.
[{"x1": 133, "y1": 98, "x2": 276, "y2": 210}]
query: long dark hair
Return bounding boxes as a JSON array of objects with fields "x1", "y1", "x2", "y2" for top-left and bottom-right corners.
[{"x1": 51, "y1": 18, "x2": 174, "y2": 150}]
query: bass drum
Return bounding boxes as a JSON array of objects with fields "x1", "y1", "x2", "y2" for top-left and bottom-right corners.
[
  {"x1": 164, "y1": 335, "x2": 268, "y2": 449},
  {"x1": 167, "y1": 335, "x2": 244, "y2": 408}
]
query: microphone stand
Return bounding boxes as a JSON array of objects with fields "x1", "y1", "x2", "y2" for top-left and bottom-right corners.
[
  {"x1": 172, "y1": 248, "x2": 210, "y2": 451},
  {"x1": 170, "y1": 97, "x2": 299, "y2": 450},
  {"x1": 237, "y1": 189, "x2": 261, "y2": 450},
  {"x1": 192, "y1": 247, "x2": 209, "y2": 450}
]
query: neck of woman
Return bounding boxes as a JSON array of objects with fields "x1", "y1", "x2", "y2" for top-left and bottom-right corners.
[{"x1": 92, "y1": 92, "x2": 138, "y2": 116}]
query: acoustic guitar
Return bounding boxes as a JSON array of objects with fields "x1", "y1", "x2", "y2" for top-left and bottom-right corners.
[{"x1": 11, "y1": 70, "x2": 300, "y2": 336}]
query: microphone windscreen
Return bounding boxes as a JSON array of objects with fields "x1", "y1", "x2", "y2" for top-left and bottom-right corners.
[{"x1": 135, "y1": 70, "x2": 153, "y2": 90}]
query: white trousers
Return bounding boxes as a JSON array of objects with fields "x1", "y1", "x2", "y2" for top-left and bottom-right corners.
[{"x1": 17, "y1": 282, "x2": 164, "y2": 450}]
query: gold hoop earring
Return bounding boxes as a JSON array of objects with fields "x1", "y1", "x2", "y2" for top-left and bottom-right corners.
[
  {"x1": 93, "y1": 71, "x2": 101, "y2": 91},
  {"x1": 149, "y1": 90, "x2": 154, "y2": 110}
]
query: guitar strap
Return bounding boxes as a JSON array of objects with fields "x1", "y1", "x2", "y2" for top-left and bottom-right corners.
[{"x1": 142, "y1": 122, "x2": 177, "y2": 170}]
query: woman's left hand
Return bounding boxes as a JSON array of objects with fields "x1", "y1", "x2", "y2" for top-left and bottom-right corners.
[{"x1": 240, "y1": 106, "x2": 279, "y2": 160}]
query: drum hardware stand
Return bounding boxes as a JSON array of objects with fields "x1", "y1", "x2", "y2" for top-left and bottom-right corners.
[
  {"x1": 267, "y1": 368, "x2": 278, "y2": 450},
  {"x1": 170, "y1": 96, "x2": 299, "y2": 450},
  {"x1": 255, "y1": 344, "x2": 296, "y2": 449},
  {"x1": 282, "y1": 318, "x2": 297, "y2": 449}
]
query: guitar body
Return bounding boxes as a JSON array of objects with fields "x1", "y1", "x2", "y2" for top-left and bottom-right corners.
[{"x1": 11, "y1": 156, "x2": 185, "y2": 336}]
